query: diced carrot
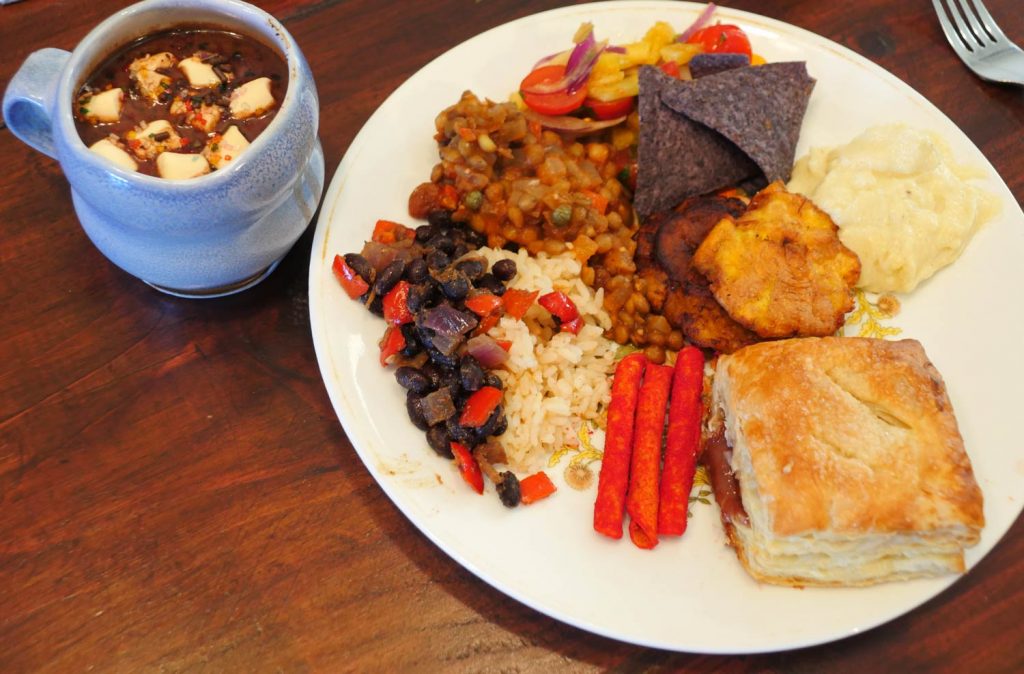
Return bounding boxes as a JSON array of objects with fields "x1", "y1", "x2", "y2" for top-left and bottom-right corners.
[
  {"x1": 495, "y1": 339, "x2": 512, "y2": 352},
  {"x1": 583, "y1": 190, "x2": 609, "y2": 215},
  {"x1": 520, "y1": 471, "x2": 556, "y2": 504},
  {"x1": 439, "y1": 184, "x2": 459, "y2": 210},
  {"x1": 457, "y1": 127, "x2": 477, "y2": 141},
  {"x1": 626, "y1": 362, "x2": 673, "y2": 549},
  {"x1": 593, "y1": 353, "x2": 647, "y2": 539},
  {"x1": 658, "y1": 346, "x2": 705, "y2": 536}
]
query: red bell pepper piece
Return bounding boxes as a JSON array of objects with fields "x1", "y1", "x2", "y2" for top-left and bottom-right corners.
[
  {"x1": 464, "y1": 293, "x2": 504, "y2": 317},
  {"x1": 451, "y1": 442, "x2": 484, "y2": 494},
  {"x1": 378, "y1": 325, "x2": 406, "y2": 367},
  {"x1": 383, "y1": 280, "x2": 413, "y2": 326},
  {"x1": 560, "y1": 316, "x2": 584, "y2": 335},
  {"x1": 659, "y1": 61, "x2": 681, "y2": 78},
  {"x1": 538, "y1": 291, "x2": 580, "y2": 329},
  {"x1": 520, "y1": 471, "x2": 557, "y2": 504},
  {"x1": 459, "y1": 386, "x2": 503, "y2": 428},
  {"x1": 501, "y1": 288, "x2": 538, "y2": 320},
  {"x1": 495, "y1": 339, "x2": 512, "y2": 352},
  {"x1": 332, "y1": 254, "x2": 369, "y2": 299},
  {"x1": 372, "y1": 219, "x2": 411, "y2": 244},
  {"x1": 474, "y1": 312, "x2": 500, "y2": 336}
]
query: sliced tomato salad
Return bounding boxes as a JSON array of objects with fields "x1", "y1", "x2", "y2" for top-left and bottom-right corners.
[
  {"x1": 520, "y1": 65, "x2": 589, "y2": 116},
  {"x1": 685, "y1": 24, "x2": 753, "y2": 58}
]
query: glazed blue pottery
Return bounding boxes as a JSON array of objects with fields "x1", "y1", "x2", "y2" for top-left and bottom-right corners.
[{"x1": 3, "y1": 0, "x2": 324, "y2": 297}]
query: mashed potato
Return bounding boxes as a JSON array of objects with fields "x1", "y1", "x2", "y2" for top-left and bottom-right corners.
[{"x1": 788, "y1": 124, "x2": 998, "y2": 293}]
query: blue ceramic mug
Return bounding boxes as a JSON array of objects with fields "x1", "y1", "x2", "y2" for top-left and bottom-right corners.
[{"x1": 3, "y1": 0, "x2": 324, "y2": 297}]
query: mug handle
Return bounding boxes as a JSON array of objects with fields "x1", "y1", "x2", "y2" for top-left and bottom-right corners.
[{"x1": 3, "y1": 48, "x2": 71, "y2": 159}]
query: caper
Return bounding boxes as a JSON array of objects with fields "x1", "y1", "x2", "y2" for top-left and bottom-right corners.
[
  {"x1": 552, "y1": 204, "x2": 572, "y2": 228},
  {"x1": 464, "y1": 190, "x2": 484, "y2": 211}
]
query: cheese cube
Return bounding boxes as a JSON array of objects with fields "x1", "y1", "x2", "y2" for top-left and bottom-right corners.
[
  {"x1": 89, "y1": 138, "x2": 138, "y2": 172},
  {"x1": 178, "y1": 57, "x2": 222, "y2": 88},
  {"x1": 80, "y1": 88, "x2": 124, "y2": 123},
  {"x1": 156, "y1": 152, "x2": 211, "y2": 180},
  {"x1": 229, "y1": 77, "x2": 275, "y2": 119},
  {"x1": 203, "y1": 125, "x2": 250, "y2": 169}
]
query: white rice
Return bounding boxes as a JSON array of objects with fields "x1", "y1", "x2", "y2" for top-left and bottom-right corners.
[{"x1": 477, "y1": 247, "x2": 619, "y2": 471}]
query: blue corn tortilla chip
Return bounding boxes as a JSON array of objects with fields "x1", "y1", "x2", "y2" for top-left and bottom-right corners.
[
  {"x1": 660, "y1": 61, "x2": 816, "y2": 186},
  {"x1": 634, "y1": 66, "x2": 758, "y2": 218},
  {"x1": 633, "y1": 62, "x2": 815, "y2": 219},
  {"x1": 688, "y1": 52, "x2": 751, "y2": 79}
]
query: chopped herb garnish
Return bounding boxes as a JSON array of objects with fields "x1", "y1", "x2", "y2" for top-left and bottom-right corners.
[
  {"x1": 210, "y1": 143, "x2": 219, "y2": 152},
  {"x1": 79, "y1": 107, "x2": 88, "y2": 115}
]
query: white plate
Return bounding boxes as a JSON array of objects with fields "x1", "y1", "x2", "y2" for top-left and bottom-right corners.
[{"x1": 309, "y1": 1, "x2": 1024, "y2": 653}]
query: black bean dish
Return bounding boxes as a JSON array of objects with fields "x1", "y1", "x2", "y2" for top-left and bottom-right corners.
[{"x1": 334, "y1": 213, "x2": 533, "y2": 506}]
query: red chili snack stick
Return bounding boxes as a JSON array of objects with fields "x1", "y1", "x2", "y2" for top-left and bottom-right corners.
[
  {"x1": 658, "y1": 346, "x2": 705, "y2": 536},
  {"x1": 593, "y1": 353, "x2": 647, "y2": 539},
  {"x1": 626, "y1": 362, "x2": 673, "y2": 549}
]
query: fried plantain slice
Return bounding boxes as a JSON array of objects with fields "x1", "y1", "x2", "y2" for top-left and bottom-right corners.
[
  {"x1": 662, "y1": 270, "x2": 760, "y2": 354},
  {"x1": 646, "y1": 194, "x2": 758, "y2": 353},
  {"x1": 655, "y1": 194, "x2": 747, "y2": 283},
  {"x1": 693, "y1": 182, "x2": 860, "y2": 339}
]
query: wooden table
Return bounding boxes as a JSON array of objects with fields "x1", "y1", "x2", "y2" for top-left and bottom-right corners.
[{"x1": 2, "y1": 1, "x2": 1022, "y2": 670}]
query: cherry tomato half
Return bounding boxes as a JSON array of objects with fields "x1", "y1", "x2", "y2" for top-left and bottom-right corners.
[
  {"x1": 520, "y1": 65, "x2": 588, "y2": 116},
  {"x1": 583, "y1": 96, "x2": 634, "y2": 120},
  {"x1": 686, "y1": 24, "x2": 753, "y2": 58}
]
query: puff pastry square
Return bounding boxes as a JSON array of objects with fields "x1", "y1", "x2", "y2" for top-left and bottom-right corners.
[{"x1": 711, "y1": 336, "x2": 984, "y2": 587}]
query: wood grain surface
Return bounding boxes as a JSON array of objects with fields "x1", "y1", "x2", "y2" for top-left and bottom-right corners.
[{"x1": 2, "y1": 1, "x2": 1022, "y2": 671}]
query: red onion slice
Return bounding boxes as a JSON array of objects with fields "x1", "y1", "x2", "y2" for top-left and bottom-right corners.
[
  {"x1": 522, "y1": 26, "x2": 607, "y2": 96},
  {"x1": 524, "y1": 110, "x2": 627, "y2": 134},
  {"x1": 677, "y1": 3, "x2": 717, "y2": 42},
  {"x1": 532, "y1": 48, "x2": 570, "y2": 71},
  {"x1": 420, "y1": 304, "x2": 477, "y2": 336},
  {"x1": 467, "y1": 334, "x2": 510, "y2": 369}
]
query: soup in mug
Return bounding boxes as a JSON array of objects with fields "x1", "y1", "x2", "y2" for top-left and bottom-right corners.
[{"x1": 74, "y1": 27, "x2": 288, "y2": 179}]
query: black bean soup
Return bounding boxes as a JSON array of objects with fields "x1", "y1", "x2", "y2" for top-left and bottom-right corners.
[{"x1": 74, "y1": 27, "x2": 288, "y2": 178}]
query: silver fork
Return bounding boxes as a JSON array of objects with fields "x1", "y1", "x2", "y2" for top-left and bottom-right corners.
[{"x1": 933, "y1": 0, "x2": 1024, "y2": 85}]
